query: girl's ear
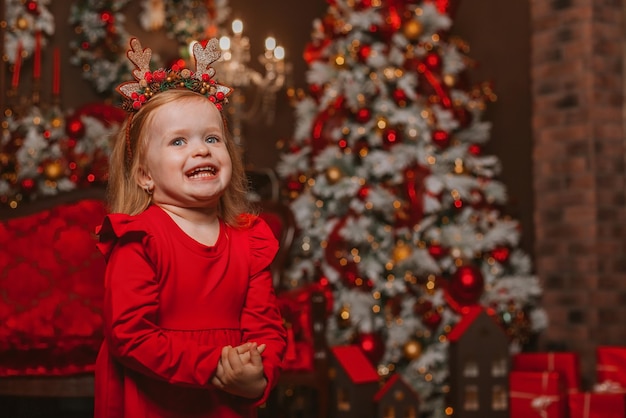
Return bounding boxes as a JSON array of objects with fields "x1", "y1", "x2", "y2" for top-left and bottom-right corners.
[{"x1": 137, "y1": 166, "x2": 153, "y2": 190}]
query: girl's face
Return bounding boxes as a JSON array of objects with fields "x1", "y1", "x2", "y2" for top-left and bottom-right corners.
[{"x1": 138, "y1": 96, "x2": 232, "y2": 209}]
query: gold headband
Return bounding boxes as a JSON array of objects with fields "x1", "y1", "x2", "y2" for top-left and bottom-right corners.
[{"x1": 116, "y1": 38, "x2": 233, "y2": 113}]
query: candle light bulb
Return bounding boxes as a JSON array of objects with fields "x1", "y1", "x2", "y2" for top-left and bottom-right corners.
[
  {"x1": 188, "y1": 40, "x2": 198, "y2": 58},
  {"x1": 232, "y1": 19, "x2": 243, "y2": 35},
  {"x1": 274, "y1": 46, "x2": 285, "y2": 60},
  {"x1": 265, "y1": 37, "x2": 276, "y2": 51},
  {"x1": 219, "y1": 36, "x2": 231, "y2": 51}
]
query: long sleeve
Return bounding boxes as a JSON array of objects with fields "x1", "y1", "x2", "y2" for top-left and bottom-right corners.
[{"x1": 240, "y1": 217, "x2": 288, "y2": 404}]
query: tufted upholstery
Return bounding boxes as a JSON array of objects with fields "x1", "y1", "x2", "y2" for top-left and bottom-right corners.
[{"x1": 0, "y1": 188, "x2": 106, "y2": 396}]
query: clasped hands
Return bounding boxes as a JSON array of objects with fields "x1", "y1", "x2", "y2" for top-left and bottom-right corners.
[{"x1": 211, "y1": 342, "x2": 267, "y2": 399}]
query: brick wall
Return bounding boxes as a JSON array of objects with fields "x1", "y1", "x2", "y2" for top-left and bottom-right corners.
[{"x1": 531, "y1": 0, "x2": 626, "y2": 386}]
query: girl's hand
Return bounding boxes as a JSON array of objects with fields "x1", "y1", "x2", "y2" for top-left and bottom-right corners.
[{"x1": 211, "y1": 343, "x2": 267, "y2": 399}]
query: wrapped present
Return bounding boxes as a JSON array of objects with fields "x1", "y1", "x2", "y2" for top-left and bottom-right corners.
[
  {"x1": 568, "y1": 392, "x2": 626, "y2": 418},
  {"x1": 596, "y1": 346, "x2": 626, "y2": 391},
  {"x1": 513, "y1": 352, "x2": 580, "y2": 393},
  {"x1": 509, "y1": 371, "x2": 566, "y2": 418}
]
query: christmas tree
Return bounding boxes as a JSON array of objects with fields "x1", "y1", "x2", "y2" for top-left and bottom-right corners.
[{"x1": 275, "y1": 0, "x2": 547, "y2": 415}]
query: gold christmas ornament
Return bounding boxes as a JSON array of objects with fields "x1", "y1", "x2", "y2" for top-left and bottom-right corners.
[
  {"x1": 403, "y1": 340, "x2": 422, "y2": 360},
  {"x1": 17, "y1": 17, "x2": 28, "y2": 30},
  {"x1": 51, "y1": 117, "x2": 63, "y2": 129},
  {"x1": 402, "y1": 20, "x2": 423, "y2": 41},
  {"x1": 325, "y1": 166, "x2": 343, "y2": 184},
  {"x1": 43, "y1": 160, "x2": 64, "y2": 180},
  {"x1": 392, "y1": 241, "x2": 412, "y2": 263}
]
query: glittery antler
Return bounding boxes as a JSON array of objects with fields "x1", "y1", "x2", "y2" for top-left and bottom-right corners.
[
  {"x1": 192, "y1": 39, "x2": 232, "y2": 99},
  {"x1": 193, "y1": 39, "x2": 220, "y2": 80},
  {"x1": 116, "y1": 37, "x2": 232, "y2": 112},
  {"x1": 117, "y1": 38, "x2": 152, "y2": 100}
]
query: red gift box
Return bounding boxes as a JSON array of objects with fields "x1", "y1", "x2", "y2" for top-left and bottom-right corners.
[
  {"x1": 568, "y1": 392, "x2": 626, "y2": 418},
  {"x1": 596, "y1": 346, "x2": 626, "y2": 391},
  {"x1": 513, "y1": 352, "x2": 580, "y2": 393},
  {"x1": 509, "y1": 371, "x2": 566, "y2": 418}
]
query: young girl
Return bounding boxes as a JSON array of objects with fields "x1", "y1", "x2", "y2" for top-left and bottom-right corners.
[{"x1": 94, "y1": 38, "x2": 287, "y2": 418}]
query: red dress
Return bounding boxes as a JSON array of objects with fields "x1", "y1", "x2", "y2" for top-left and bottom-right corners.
[{"x1": 94, "y1": 205, "x2": 287, "y2": 418}]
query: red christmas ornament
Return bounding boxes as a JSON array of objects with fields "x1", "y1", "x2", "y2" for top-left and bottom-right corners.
[
  {"x1": 422, "y1": 309, "x2": 442, "y2": 331},
  {"x1": 355, "y1": 108, "x2": 372, "y2": 124},
  {"x1": 383, "y1": 129, "x2": 400, "y2": 146},
  {"x1": 445, "y1": 265, "x2": 484, "y2": 312},
  {"x1": 309, "y1": 83, "x2": 322, "y2": 98},
  {"x1": 100, "y1": 11, "x2": 114, "y2": 25},
  {"x1": 286, "y1": 176, "x2": 304, "y2": 193},
  {"x1": 424, "y1": 52, "x2": 442, "y2": 72},
  {"x1": 431, "y1": 129, "x2": 450, "y2": 148},
  {"x1": 413, "y1": 299, "x2": 433, "y2": 316},
  {"x1": 468, "y1": 144, "x2": 482, "y2": 155},
  {"x1": 25, "y1": 0, "x2": 40, "y2": 15},
  {"x1": 355, "y1": 332, "x2": 385, "y2": 365},
  {"x1": 66, "y1": 117, "x2": 85, "y2": 139},
  {"x1": 428, "y1": 243, "x2": 447, "y2": 259},
  {"x1": 357, "y1": 186, "x2": 370, "y2": 199},
  {"x1": 392, "y1": 88, "x2": 408, "y2": 106},
  {"x1": 357, "y1": 44, "x2": 372, "y2": 61},
  {"x1": 20, "y1": 178, "x2": 36, "y2": 192},
  {"x1": 491, "y1": 246, "x2": 511, "y2": 263}
]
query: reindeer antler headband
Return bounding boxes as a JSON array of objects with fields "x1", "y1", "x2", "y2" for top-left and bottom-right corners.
[{"x1": 116, "y1": 38, "x2": 233, "y2": 112}]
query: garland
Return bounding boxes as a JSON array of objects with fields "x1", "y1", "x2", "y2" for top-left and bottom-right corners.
[
  {"x1": 0, "y1": 103, "x2": 125, "y2": 208},
  {"x1": 4, "y1": 0, "x2": 54, "y2": 64},
  {"x1": 68, "y1": 0, "x2": 133, "y2": 95}
]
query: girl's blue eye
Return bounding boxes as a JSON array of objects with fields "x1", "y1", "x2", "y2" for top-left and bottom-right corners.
[
  {"x1": 205, "y1": 136, "x2": 219, "y2": 144},
  {"x1": 172, "y1": 138, "x2": 185, "y2": 146}
]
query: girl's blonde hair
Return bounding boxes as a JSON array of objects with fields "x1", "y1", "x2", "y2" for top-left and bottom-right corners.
[{"x1": 107, "y1": 89, "x2": 252, "y2": 226}]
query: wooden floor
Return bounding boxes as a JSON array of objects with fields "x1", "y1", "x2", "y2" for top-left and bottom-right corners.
[
  {"x1": 1, "y1": 396, "x2": 93, "y2": 418},
  {"x1": 0, "y1": 389, "x2": 320, "y2": 418}
]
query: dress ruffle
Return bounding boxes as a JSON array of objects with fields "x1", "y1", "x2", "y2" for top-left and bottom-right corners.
[
  {"x1": 96, "y1": 213, "x2": 148, "y2": 262},
  {"x1": 245, "y1": 215, "x2": 279, "y2": 278}
]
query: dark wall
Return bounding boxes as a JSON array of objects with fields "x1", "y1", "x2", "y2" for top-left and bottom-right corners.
[
  {"x1": 6, "y1": 0, "x2": 532, "y2": 255},
  {"x1": 452, "y1": 0, "x2": 533, "y2": 255}
]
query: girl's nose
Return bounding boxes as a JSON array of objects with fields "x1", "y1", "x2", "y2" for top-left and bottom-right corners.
[{"x1": 193, "y1": 141, "x2": 211, "y2": 156}]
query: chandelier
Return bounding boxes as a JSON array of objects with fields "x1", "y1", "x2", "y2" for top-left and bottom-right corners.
[{"x1": 214, "y1": 19, "x2": 290, "y2": 145}]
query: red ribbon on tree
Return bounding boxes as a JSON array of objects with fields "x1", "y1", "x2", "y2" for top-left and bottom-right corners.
[{"x1": 396, "y1": 164, "x2": 430, "y2": 228}]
